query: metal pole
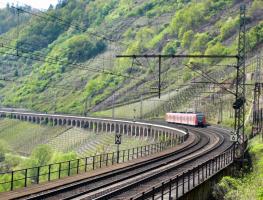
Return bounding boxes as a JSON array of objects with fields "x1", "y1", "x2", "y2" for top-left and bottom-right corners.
[
  {"x1": 117, "y1": 143, "x2": 120, "y2": 163},
  {"x1": 24, "y1": 169, "x2": 28, "y2": 187},
  {"x1": 58, "y1": 163, "x2": 61, "y2": 178},
  {"x1": 140, "y1": 95, "x2": 143, "y2": 119},
  {"x1": 112, "y1": 92, "x2": 115, "y2": 118},
  {"x1": 158, "y1": 55, "x2": 161, "y2": 98},
  {"x1": 48, "y1": 164, "x2": 51, "y2": 181},
  {"x1": 10, "y1": 171, "x2": 14, "y2": 191},
  {"x1": 234, "y1": 5, "x2": 246, "y2": 162},
  {"x1": 220, "y1": 93, "x2": 223, "y2": 122},
  {"x1": 169, "y1": 88, "x2": 172, "y2": 112}
]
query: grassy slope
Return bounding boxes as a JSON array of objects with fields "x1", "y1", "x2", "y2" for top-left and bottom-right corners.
[
  {"x1": 239, "y1": 137, "x2": 263, "y2": 200},
  {"x1": 47, "y1": 127, "x2": 154, "y2": 157},
  {"x1": 0, "y1": 119, "x2": 68, "y2": 155},
  {"x1": 214, "y1": 136, "x2": 263, "y2": 200},
  {"x1": 0, "y1": 119, "x2": 154, "y2": 157}
]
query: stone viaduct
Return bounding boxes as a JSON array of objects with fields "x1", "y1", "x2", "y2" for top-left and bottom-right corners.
[{"x1": 0, "y1": 110, "x2": 187, "y2": 141}]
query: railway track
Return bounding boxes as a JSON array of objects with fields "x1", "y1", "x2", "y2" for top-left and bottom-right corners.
[
  {"x1": 10, "y1": 125, "x2": 232, "y2": 200},
  {"x1": 106, "y1": 127, "x2": 231, "y2": 200}
]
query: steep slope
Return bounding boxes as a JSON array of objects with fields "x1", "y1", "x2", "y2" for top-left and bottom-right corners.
[
  {"x1": 0, "y1": 0, "x2": 262, "y2": 117},
  {"x1": 0, "y1": 4, "x2": 31, "y2": 35}
]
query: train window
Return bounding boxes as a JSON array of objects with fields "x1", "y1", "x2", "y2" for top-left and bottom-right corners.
[{"x1": 197, "y1": 115, "x2": 203, "y2": 121}]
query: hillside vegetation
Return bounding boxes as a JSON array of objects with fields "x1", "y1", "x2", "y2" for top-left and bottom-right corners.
[
  {"x1": 0, "y1": 0, "x2": 261, "y2": 117},
  {"x1": 213, "y1": 136, "x2": 263, "y2": 200}
]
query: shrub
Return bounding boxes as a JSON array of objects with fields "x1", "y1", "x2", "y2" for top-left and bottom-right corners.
[
  {"x1": 247, "y1": 22, "x2": 263, "y2": 51},
  {"x1": 190, "y1": 32, "x2": 210, "y2": 52},
  {"x1": 0, "y1": 140, "x2": 10, "y2": 162},
  {"x1": 213, "y1": 176, "x2": 240, "y2": 200},
  {"x1": 162, "y1": 40, "x2": 179, "y2": 55},
  {"x1": 220, "y1": 17, "x2": 239, "y2": 41},
  {"x1": 183, "y1": 71, "x2": 192, "y2": 82},
  {"x1": 169, "y1": 2, "x2": 207, "y2": 36},
  {"x1": 147, "y1": 30, "x2": 167, "y2": 49},
  {"x1": 257, "y1": 187, "x2": 263, "y2": 199},
  {"x1": 204, "y1": 42, "x2": 228, "y2": 64},
  {"x1": 181, "y1": 30, "x2": 194, "y2": 48},
  {"x1": 249, "y1": 0, "x2": 263, "y2": 18},
  {"x1": 31, "y1": 144, "x2": 54, "y2": 166},
  {"x1": 55, "y1": 34, "x2": 106, "y2": 62}
]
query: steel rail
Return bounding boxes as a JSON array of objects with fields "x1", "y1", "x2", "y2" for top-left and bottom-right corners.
[
  {"x1": 90, "y1": 128, "x2": 226, "y2": 200},
  {"x1": 0, "y1": 110, "x2": 232, "y2": 200},
  {"x1": 14, "y1": 131, "x2": 202, "y2": 200},
  {"x1": 115, "y1": 128, "x2": 230, "y2": 199},
  {"x1": 17, "y1": 127, "x2": 225, "y2": 200},
  {"x1": 63, "y1": 132, "x2": 209, "y2": 200}
]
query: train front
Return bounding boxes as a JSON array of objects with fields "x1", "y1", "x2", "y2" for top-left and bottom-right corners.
[{"x1": 197, "y1": 113, "x2": 206, "y2": 127}]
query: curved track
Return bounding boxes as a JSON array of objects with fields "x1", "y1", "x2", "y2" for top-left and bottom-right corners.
[
  {"x1": 106, "y1": 127, "x2": 231, "y2": 200},
  {"x1": 11, "y1": 124, "x2": 232, "y2": 200}
]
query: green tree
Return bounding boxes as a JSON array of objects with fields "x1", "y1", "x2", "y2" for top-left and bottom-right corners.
[
  {"x1": 163, "y1": 40, "x2": 179, "y2": 55},
  {"x1": 0, "y1": 173, "x2": 25, "y2": 192},
  {"x1": 14, "y1": 69, "x2": 19, "y2": 77},
  {"x1": 65, "y1": 35, "x2": 106, "y2": 62},
  {"x1": 51, "y1": 151, "x2": 78, "y2": 178},
  {"x1": 181, "y1": 30, "x2": 194, "y2": 48},
  {"x1": 0, "y1": 5, "x2": 31, "y2": 35},
  {"x1": 190, "y1": 33, "x2": 210, "y2": 53},
  {"x1": 249, "y1": 0, "x2": 263, "y2": 18},
  {"x1": 18, "y1": 145, "x2": 53, "y2": 183},
  {"x1": 31, "y1": 144, "x2": 54, "y2": 166},
  {"x1": 183, "y1": 71, "x2": 192, "y2": 82},
  {"x1": 2, "y1": 154, "x2": 22, "y2": 171},
  {"x1": 213, "y1": 176, "x2": 240, "y2": 200},
  {"x1": 247, "y1": 22, "x2": 263, "y2": 51},
  {"x1": 0, "y1": 140, "x2": 9, "y2": 162},
  {"x1": 204, "y1": 42, "x2": 227, "y2": 64},
  {"x1": 220, "y1": 17, "x2": 238, "y2": 41}
]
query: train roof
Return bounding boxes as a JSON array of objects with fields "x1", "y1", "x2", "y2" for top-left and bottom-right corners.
[{"x1": 168, "y1": 112, "x2": 204, "y2": 115}]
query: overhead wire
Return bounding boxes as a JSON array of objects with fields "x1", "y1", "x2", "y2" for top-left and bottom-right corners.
[
  {"x1": 0, "y1": 37, "x2": 119, "y2": 65},
  {"x1": 0, "y1": 43, "x2": 140, "y2": 79},
  {"x1": 0, "y1": 5, "x2": 139, "y2": 82},
  {"x1": 184, "y1": 64, "x2": 236, "y2": 96},
  {"x1": 0, "y1": 36, "x2": 73, "y2": 54},
  {"x1": 8, "y1": 3, "x2": 241, "y2": 104},
  {"x1": 1, "y1": 9, "x2": 117, "y2": 66},
  {"x1": 11, "y1": 6, "x2": 129, "y2": 48},
  {"x1": 0, "y1": 74, "x2": 81, "y2": 92}
]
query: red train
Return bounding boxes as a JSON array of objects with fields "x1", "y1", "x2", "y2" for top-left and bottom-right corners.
[{"x1": 165, "y1": 112, "x2": 206, "y2": 127}]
